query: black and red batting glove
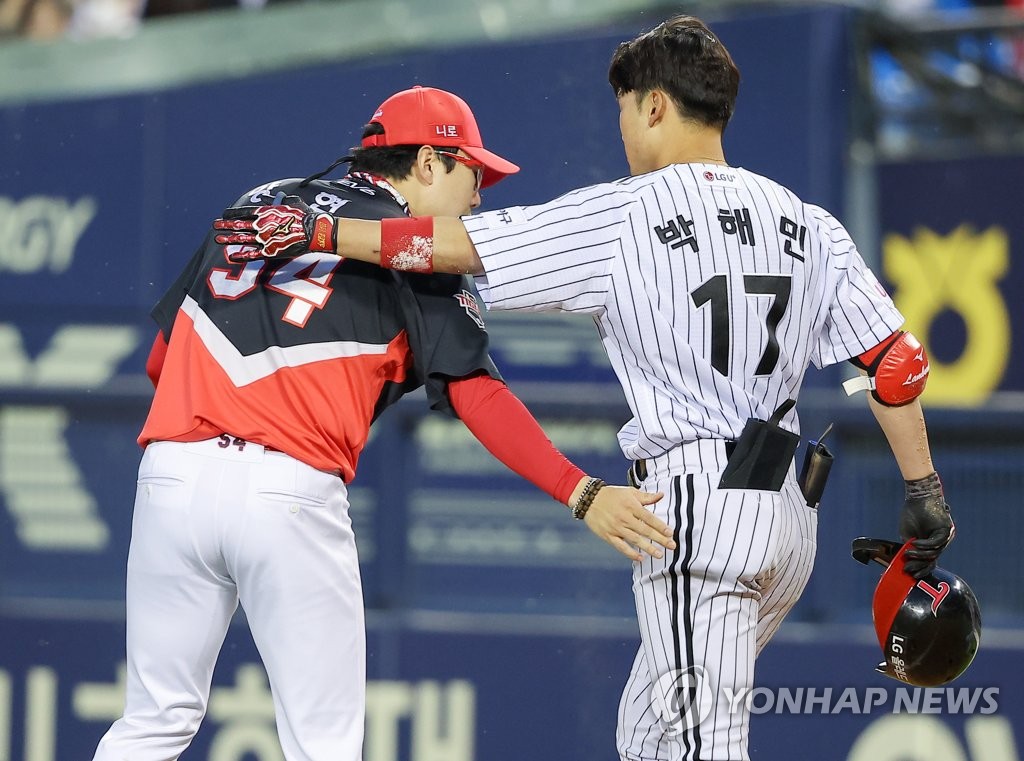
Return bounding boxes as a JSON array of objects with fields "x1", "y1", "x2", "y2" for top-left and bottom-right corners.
[
  {"x1": 899, "y1": 471, "x2": 955, "y2": 579},
  {"x1": 213, "y1": 196, "x2": 337, "y2": 261}
]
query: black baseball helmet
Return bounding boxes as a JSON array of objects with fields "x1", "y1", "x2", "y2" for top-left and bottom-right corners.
[{"x1": 852, "y1": 537, "x2": 981, "y2": 687}]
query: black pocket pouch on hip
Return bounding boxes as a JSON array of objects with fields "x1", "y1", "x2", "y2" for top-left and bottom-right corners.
[
  {"x1": 798, "y1": 423, "x2": 835, "y2": 508},
  {"x1": 718, "y1": 399, "x2": 800, "y2": 492}
]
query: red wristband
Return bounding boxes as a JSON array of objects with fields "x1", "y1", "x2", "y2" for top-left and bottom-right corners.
[{"x1": 380, "y1": 217, "x2": 434, "y2": 273}]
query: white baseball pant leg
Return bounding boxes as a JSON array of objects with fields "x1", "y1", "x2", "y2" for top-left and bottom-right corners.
[
  {"x1": 93, "y1": 438, "x2": 364, "y2": 761},
  {"x1": 616, "y1": 440, "x2": 817, "y2": 761}
]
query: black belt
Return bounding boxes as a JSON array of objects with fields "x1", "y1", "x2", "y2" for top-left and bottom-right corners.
[
  {"x1": 629, "y1": 405, "x2": 798, "y2": 493},
  {"x1": 628, "y1": 440, "x2": 737, "y2": 486}
]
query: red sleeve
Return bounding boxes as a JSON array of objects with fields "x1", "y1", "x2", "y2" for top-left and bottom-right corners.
[
  {"x1": 145, "y1": 332, "x2": 168, "y2": 388},
  {"x1": 447, "y1": 374, "x2": 586, "y2": 504}
]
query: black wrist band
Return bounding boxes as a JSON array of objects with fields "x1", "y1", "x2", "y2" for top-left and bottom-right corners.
[
  {"x1": 571, "y1": 477, "x2": 606, "y2": 520},
  {"x1": 905, "y1": 471, "x2": 942, "y2": 500}
]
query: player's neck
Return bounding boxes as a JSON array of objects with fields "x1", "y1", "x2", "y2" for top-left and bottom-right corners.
[{"x1": 662, "y1": 124, "x2": 728, "y2": 168}]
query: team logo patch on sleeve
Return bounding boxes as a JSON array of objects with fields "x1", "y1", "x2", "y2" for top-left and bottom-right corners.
[
  {"x1": 455, "y1": 289, "x2": 486, "y2": 329},
  {"x1": 484, "y1": 207, "x2": 528, "y2": 229}
]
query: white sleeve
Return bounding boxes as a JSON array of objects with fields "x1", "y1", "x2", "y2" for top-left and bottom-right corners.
[
  {"x1": 809, "y1": 205, "x2": 905, "y2": 368},
  {"x1": 461, "y1": 183, "x2": 635, "y2": 314}
]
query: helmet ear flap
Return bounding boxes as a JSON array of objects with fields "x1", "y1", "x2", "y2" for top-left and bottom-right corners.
[{"x1": 852, "y1": 537, "x2": 982, "y2": 688}]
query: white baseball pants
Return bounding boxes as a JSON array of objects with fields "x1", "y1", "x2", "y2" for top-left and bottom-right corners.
[
  {"x1": 93, "y1": 438, "x2": 364, "y2": 761},
  {"x1": 616, "y1": 439, "x2": 817, "y2": 761}
]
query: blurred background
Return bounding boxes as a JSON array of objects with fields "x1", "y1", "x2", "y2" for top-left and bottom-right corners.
[{"x1": 1, "y1": 0, "x2": 1022, "y2": 758}]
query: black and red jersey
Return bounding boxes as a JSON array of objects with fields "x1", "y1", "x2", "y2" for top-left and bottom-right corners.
[{"x1": 140, "y1": 175, "x2": 500, "y2": 480}]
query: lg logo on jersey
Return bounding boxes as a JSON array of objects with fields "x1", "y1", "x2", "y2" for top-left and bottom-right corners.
[
  {"x1": 0, "y1": 195, "x2": 97, "y2": 275},
  {"x1": 702, "y1": 170, "x2": 737, "y2": 182}
]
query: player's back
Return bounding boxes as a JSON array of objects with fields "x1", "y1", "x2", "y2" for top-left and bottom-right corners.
[
  {"x1": 140, "y1": 177, "x2": 417, "y2": 479},
  {"x1": 602, "y1": 163, "x2": 898, "y2": 457}
]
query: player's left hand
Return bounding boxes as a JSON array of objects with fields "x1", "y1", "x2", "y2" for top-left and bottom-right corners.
[
  {"x1": 899, "y1": 471, "x2": 955, "y2": 579},
  {"x1": 584, "y1": 486, "x2": 674, "y2": 562},
  {"x1": 213, "y1": 196, "x2": 335, "y2": 261}
]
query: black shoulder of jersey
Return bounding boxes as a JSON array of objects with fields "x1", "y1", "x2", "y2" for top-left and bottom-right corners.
[{"x1": 232, "y1": 176, "x2": 408, "y2": 221}]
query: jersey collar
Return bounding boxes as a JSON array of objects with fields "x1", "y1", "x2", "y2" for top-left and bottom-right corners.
[{"x1": 348, "y1": 172, "x2": 410, "y2": 215}]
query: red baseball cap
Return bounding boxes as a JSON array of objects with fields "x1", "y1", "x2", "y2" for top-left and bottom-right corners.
[{"x1": 361, "y1": 86, "x2": 520, "y2": 189}]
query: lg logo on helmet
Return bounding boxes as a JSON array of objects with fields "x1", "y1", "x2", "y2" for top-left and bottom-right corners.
[
  {"x1": 887, "y1": 580, "x2": 953, "y2": 683},
  {"x1": 888, "y1": 634, "x2": 911, "y2": 682}
]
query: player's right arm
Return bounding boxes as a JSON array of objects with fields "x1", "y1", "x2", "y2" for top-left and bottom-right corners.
[
  {"x1": 214, "y1": 183, "x2": 632, "y2": 296},
  {"x1": 339, "y1": 215, "x2": 483, "y2": 275},
  {"x1": 379, "y1": 184, "x2": 628, "y2": 314},
  {"x1": 214, "y1": 200, "x2": 483, "y2": 274}
]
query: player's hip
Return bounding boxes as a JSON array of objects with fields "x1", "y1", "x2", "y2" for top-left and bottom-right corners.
[
  {"x1": 629, "y1": 474, "x2": 816, "y2": 609},
  {"x1": 140, "y1": 437, "x2": 347, "y2": 509},
  {"x1": 626, "y1": 437, "x2": 814, "y2": 566}
]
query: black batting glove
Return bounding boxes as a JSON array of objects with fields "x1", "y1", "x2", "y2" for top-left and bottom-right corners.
[{"x1": 899, "y1": 471, "x2": 955, "y2": 579}]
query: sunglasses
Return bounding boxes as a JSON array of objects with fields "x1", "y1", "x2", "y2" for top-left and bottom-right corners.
[{"x1": 436, "y1": 148, "x2": 484, "y2": 193}]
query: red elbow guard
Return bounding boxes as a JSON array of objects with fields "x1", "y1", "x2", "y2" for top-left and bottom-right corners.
[{"x1": 846, "y1": 330, "x2": 930, "y2": 406}]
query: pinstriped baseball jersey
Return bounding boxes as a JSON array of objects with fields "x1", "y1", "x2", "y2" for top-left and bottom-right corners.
[{"x1": 462, "y1": 163, "x2": 904, "y2": 460}]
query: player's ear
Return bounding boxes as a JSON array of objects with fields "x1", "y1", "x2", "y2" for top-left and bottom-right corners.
[
  {"x1": 646, "y1": 90, "x2": 670, "y2": 127},
  {"x1": 412, "y1": 145, "x2": 436, "y2": 187}
]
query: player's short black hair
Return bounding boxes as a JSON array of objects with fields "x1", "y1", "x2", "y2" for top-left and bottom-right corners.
[
  {"x1": 608, "y1": 15, "x2": 740, "y2": 131},
  {"x1": 347, "y1": 123, "x2": 458, "y2": 179}
]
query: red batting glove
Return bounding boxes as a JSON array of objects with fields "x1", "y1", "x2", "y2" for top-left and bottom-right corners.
[{"x1": 213, "y1": 196, "x2": 337, "y2": 261}]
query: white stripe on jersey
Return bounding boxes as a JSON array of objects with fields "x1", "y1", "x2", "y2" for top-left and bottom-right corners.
[
  {"x1": 181, "y1": 295, "x2": 394, "y2": 387},
  {"x1": 462, "y1": 163, "x2": 904, "y2": 460}
]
